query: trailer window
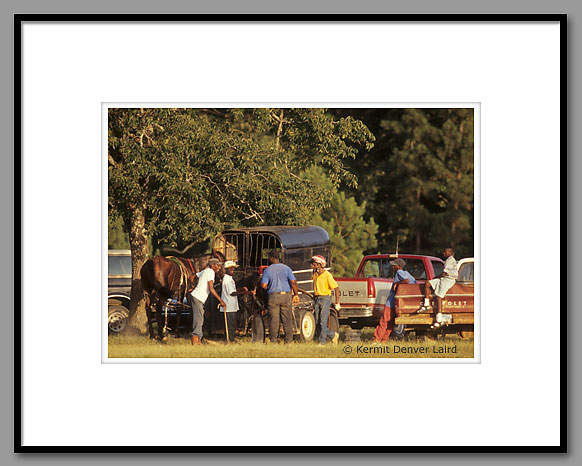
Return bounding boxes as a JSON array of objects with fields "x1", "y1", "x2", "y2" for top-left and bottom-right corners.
[
  {"x1": 214, "y1": 233, "x2": 244, "y2": 264},
  {"x1": 248, "y1": 233, "x2": 281, "y2": 268}
]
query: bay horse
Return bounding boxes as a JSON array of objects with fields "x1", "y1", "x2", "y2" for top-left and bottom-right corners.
[{"x1": 140, "y1": 251, "x2": 225, "y2": 341}]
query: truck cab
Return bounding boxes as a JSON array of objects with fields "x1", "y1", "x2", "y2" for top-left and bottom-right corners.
[{"x1": 335, "y1": 254, "x2": 444, "y2": 329}]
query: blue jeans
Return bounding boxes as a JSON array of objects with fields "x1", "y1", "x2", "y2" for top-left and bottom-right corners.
[{"x1": 314, "y1": 295, "x2": 334, "y2": 344}]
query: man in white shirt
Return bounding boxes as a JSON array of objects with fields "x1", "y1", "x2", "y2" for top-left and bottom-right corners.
[
  {"x1": 418, "y1": 247, "x2": 458, "y2": 327},
  {"x1": 188, "y1": 257, "x2": 225, "y2": 345},
  {"x1": 418, "y1": 247, "x2": 459, "y2": 328},
  {"x1": 220, "y1": 260, "x2": 253, "y2": 343}
]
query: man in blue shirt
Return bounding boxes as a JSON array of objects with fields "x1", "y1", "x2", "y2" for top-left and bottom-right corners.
[
  {"x1": 372, "y1": 258, "x2": 416, "y2": 342},
  {"x1": 260, "y1": 250, "x2": 300, "y2": 344}
]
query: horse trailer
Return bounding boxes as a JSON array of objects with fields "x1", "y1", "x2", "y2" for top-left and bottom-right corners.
[{"x1": 161, "y1": 226, "x2": 336, "y2": 342}]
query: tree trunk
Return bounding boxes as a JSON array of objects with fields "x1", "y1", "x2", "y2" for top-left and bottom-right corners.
[{"x1": 127, "y1": 203, "x2": 149, "y2": 335}]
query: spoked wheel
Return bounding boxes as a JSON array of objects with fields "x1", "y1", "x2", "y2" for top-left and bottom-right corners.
[
  {"x1": 299, "y1": 310, "x2": 316, "y2": 341},
  {"x1": 108, "y1": 305, "x2": 129, "y2": 334}
]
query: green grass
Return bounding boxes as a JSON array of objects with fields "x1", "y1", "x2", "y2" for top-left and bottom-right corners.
[{"x1": 108, "y1": 327, "x2": 474, "y2": 359}]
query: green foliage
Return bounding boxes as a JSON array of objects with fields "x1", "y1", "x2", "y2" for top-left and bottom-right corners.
[
  {"x1": 109, "y1": 108, "x2": 374, "y2": 250},
  {"x1": 302, "y1": 166, "x2": 378, "y2": 277},
  {"x1": 108, "y1": 215, "x2": 129, "y2": 250},
  {"x1": 338, "y1": 108, "x2": 474, "y2": 258}
]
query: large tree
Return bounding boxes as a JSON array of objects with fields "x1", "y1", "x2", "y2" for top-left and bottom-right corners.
[{"x1": 108, "y1": 108, "x2": 374, "y2": 332}]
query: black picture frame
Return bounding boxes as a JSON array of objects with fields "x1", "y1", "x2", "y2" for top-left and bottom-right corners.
[{"x1": 14, "y1": 13, "x2": 567, "y2": 453}]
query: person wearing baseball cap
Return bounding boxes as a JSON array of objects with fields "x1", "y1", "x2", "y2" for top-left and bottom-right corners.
[
  {"x1": 310, "y1": 255, "x2": 341, "y2": 345},
  {"x1": 220, "y1": 260, "x2": 254, "y2": 343},
  {"x1": 187, "y1": 256, "x2": 225, "y2": 345},
  {"x1": 372, "y1": 257, "x2": 416, "y2": 342}
]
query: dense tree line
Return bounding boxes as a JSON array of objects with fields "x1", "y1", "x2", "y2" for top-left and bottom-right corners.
[{"x1": 331, "y1": 108, "x2": 474, "y2": 259}]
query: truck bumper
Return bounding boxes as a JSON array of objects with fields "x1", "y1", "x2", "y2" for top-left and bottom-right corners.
[
  {"x1": 394, "y1": 314, "x2": 474, "y2": 325},
  {"x1": 338, "y1": 306, "x2": 374, "y2": 319}
]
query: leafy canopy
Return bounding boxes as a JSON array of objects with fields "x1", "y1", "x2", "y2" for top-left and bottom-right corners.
[{"x1": 108, "y1": 108, "x2": 375, "y2": 248}]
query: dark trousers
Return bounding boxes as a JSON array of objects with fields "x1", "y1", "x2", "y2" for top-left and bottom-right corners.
[
  {"x1": 267, "y1": 292, "x2": 294, "y2": 343},
  {"x1": 223, "y1": 311, "x2": 237, "y2": 342},
  {"x1": 187, "y1": 294, "x2": 205, "y2": 340}
]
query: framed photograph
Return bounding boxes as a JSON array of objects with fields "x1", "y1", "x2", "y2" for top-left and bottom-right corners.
[{"x1": 17, "y1": 15, "x2": 565, "y2": 452}]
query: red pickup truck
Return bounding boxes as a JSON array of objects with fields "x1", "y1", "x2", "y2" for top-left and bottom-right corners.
[
  {"x1": 393, "y1": 258, "x2": 475, "y2": 338},
  {"x1": 334, "y1": 254, "x2": 445, "y2": 330}
]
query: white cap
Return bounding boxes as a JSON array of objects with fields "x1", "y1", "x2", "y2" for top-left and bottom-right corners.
[{"x1": 224, "y1": 260, "x2": 239, "y2": 268}]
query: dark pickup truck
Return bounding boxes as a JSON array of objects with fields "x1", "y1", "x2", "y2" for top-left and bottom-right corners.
[{"x1": 108, "y1": 249, "x2": 131, "y2": 334}]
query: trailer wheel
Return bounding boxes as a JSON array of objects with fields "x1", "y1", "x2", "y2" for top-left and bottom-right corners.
[
  {"x1": 251, "y1": 313, "x2": 265, "y2": 343},
  {"x1": 459, "y1": 331, "x2": 474, "y2": 339},
  {"x1": 108, "y1": 305, "x2": 129, "y2": 335},
  {"x1": 391, "y1": 323, "x2": 406, "y2": 340},
  {"x1": 299, "y1": 310, "x2": 316, "y2": 341}
]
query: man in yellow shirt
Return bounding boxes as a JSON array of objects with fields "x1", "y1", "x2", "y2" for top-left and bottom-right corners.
[{"x1": 310, "y1": 255, "x2": 340, "y2": 345}]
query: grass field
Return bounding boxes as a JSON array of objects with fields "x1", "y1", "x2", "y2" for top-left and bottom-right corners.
[{"x1": 108, "y1": 327, "x2": 474, "y2": 359}]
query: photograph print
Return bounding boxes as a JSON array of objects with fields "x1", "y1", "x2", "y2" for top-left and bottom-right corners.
[{"x1": 106, "y1": 106, "x2": 476, "y2": 360}]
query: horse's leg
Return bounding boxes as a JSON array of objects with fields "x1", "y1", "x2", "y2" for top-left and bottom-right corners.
[
  {"x1": 156, "y1": 297, "x2": 165, "y2": 341},
  {"x1": 175, "y1": 304, "x2": 182, "y2": 338},
  {"x1": 145, "y1": 292, "x2": 155, "y2": 339}
]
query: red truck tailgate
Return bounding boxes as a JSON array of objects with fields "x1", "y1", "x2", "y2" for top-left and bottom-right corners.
[{"x1": 395, "y1": 283, "x2": 475, "y2": 315}]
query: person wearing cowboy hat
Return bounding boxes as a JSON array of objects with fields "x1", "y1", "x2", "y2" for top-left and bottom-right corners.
[
  {"x1": 310, "y1": 255, "x2": 341, "y2": 345},
  {"x1": 220, "y1": 260, "x2": 254, "y2": 343},
  {"x1": 372, "y1": 257, "x2": 416, "y2": 342}
]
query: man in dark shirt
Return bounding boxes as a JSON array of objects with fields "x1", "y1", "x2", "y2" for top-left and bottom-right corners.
[{"x1": 260, "y1": 250, "x2": 300, "y2": 344}]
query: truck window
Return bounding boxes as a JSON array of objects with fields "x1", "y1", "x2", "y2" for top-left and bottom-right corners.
[
  {"x1": 432, "y1": 260, "x2": 444, "y2": 277},
  {"x1": 457, "y1": 262, "x2": 474, "y2": 282},
  {"x1": 108, "y1": 255, "x2": 131, "y2": 276},
  {"x1": 403, "y1": 259, "x2": 427, "y2": 280},
  {"x1": 362, "y1": 259, "x2": 380, "y2": 278}
]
